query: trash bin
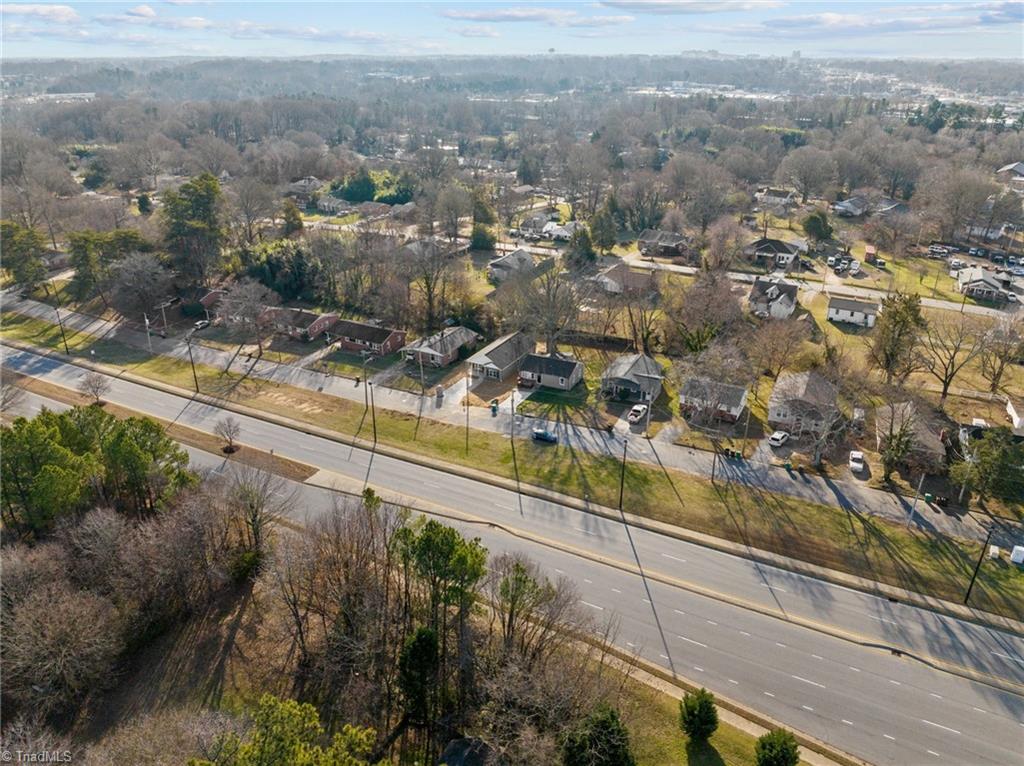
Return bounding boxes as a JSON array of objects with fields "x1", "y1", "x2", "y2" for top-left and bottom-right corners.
[
  {"x1": 784, "y1": 461, "x2": 792, "y2": 470},
  {"x1": 924, "y1": 492, "x2": 934, "y2": 503},
  {"x1": 490, "y1": 399, "x2": 498, "y2": 416}
]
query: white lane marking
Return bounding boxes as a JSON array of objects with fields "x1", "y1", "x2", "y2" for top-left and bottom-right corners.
[
  {"x1": 889, "y1": 679, "x2": 901, "y2": 685},
  {"x1": 927, "y1": 751, "x2": 941, "y2": 758},
  {"x1": 693, "y1": 666, "x2": 704, "y2": 672},
  {"x1": 801, "y1": 705, "x2": 814, "y2": 712},
  {"x1": 584, "y1": 578, "x2": 593, "y2": 584},
  {"x1": 611, "y1": 588, "x2": 621, "y2": 594},
  {"x1": 849, "y1": 666, "x2": 861, "y2": 672},
  {"x1": 868, "y1": 614, "x2": 899, "y2": 626},
  {"x1": 659, "y1": 654, "x2": 669, "y2": 660},
  {"x1": 761, "y1": 583, "x2": 788, "y2": 593},
  {"x1": 580, "y1": 600, "x2": 605, "y2": 611},
  {"x1": 678, "y1": 635, "x2": 709, "y2": 648},
  {"x1": 841, "y1": 719, "x2": 854, "y2": 726},
  {"x1": 626, "y1": 642, "x2": 637, "y2": 648},
  {"x1": 423, "y1": 481, "x2": 441, "y2": 489},
  {"x1": 992, "y1": 651, "x2": 1024, "y2": 665},
  {"x1": 661, "y1": 553, "x2": 687, "y2": 563},
  {"x1": 972, "y1": 707, "x2": 987, "y2": 714},
  {"x1": 763, "y1": 691, "x2": 775, "y2": 698},
  {"x1": 922, "y1": 720, "x2": 961, "y2": 735},
  {"x1": 673, "y1": 609, "x2": 687, "y2": 616},
  {"x1": 728, "y1": 679, "x2": 738, "y2": 685},
  {"x1": 554, "y1": 568, "x2": 564, "y2": 574},
  {"x1": 775, "y1": 642, "x2": 787, "y2": 648},
  {"x1": 930, "y1": 693, "x2": 943, "y2": 699},
  {"x1": 884, "y1": 734, "x2": 896, "y2": 741},
  {"x1": 811, "y1": 654, "x2": 823, "y2": 660},
  {"x1": 739, "y1": 630, "x2": 752, "y2": 637},
  {"x1": 706, "y1": 620, "x2": 718, "y2": 626},
  {"x1": 792, "y1": 675, "x2": 826, "y2": 689},
  {"x1": 642, "y1": 598, "x2": 652, "y2": 604},
  {"x1": 573, "y1": 526, "x2": 597, "y2": 536}
]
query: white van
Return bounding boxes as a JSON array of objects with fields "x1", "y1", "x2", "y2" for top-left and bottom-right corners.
[
  {"x1": 826, "y1": 255, "x2": 837, "y2": 267},
  {"x1": 849, "y1": 260, "x2": 860, "y2": 274}
]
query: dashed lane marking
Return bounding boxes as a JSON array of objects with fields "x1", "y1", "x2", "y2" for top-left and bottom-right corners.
[
  {"x1": 661, "y1": 553, "x2": 687, "y2": 563},
  {"x1": 922, "y1": 720, "x2": 960, "y2": 735},
  {"x1": 763, "y1": 691, "x2": 775, "y2": 698},
  {"x1": 883, "y1": 735, "x2": 896, "y2": 741},
  {"x1": 801, "y1": 705, "x2": 814, "y2": 712},
  {"x1": 580, "y1": 600, "x2": 604, "y2": 611},
  {"x1": 792, "y1": 675, "x2": 827, "y2": 689},
  {"x1": 841, "y1": 720, "x2": 854, "y2": 726},
  {"x1": 678, "y1": 635, "x2": 708, "y2": 648}
]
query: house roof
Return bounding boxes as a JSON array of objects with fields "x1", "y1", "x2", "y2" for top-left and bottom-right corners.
[
  {"x1": 520, "y1": 353, "x2": 583, "y2": 379},
  {"x1": 602, "y1": 354, "x2": 663, "y2": 397},
  {"x1": 333, "y1": 319, "x2": 399, "y2": 345},
  {"x1": 263, "y1": 307, "x2": 335, "y2": 329},
  {"x1": 403, "y1": 239, "x2": 445, "y2": 259},
  {"x1": 638, "y1": 229, "x2": 687, "y2": 248},
  {"x1": 680, "y1": 377, "x2": 748, "y2": 410},
  {"x1": 489, "y1": 248, "x2": 534, "y2": 272},
  {"x1": 287, "y1": 176, "x2": 323, "y2": 194},
  {"x1": 757, "y1": 187, "x2": 795, "y2": 199},
  {"x1": 997, "y1": 161, "x2": 1024, "y2": 176},
  {"x1": 834, "y1": 196, "x2": 869, "y2": 215},
  {"x1": 403, "y1": 325, "x2": 477, "y2": 357},
  {"x1": 467, "y1": 331, "x2": 534, "y2": 370},
  {"x1": 769, "y1": 371, "x2": 838, "y2": 411},
  {"x1": 875, "y1": 401, "x2": 945, "y2": 456},
  {"x1": 599, "y1": 262, "x2": 656, "y2": 293},
  {"x1": 828, "y1": 296, "x2": 879, "y2": 315},
  {"x1": 748, "y1": 237, "x2": 800, "y2": 256},
  {"x1": 749, "y1": 277, "x2": 798, "y2": 304}
]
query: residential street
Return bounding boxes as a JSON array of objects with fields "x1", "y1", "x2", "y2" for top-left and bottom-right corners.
[
  {"x1": 3, "y1": 291, "x2": 990, "y2": 543},
  {"x1": 5, "y1": 364, "x2": 1023, "y2": 766}
]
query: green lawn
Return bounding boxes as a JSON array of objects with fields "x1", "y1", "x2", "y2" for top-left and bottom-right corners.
[
  {"x1": 5, "y1": 311, "x2": 1022, "y2": 620},
  {"x1": 318, "y1": 350, "x2": 399, "y2": 378}
]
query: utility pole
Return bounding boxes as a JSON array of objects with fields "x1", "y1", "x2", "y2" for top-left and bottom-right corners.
[
  {"x1": 185, "y1": 334, "x2": 199, "y2": 393},
  {"x1": 464, "y1": 372, "x2": 470, "y2": 454},
  {"x1": 368, "y1": 381, "x2": 378, "y2": 445},
  {"x1": 964, "y1": 524, "x2": 995, "y2": 606},
  {"x1": 906, "y1": 472, "x2": 926, "y2": 528},
  {"x1": 618, "y1": 437, "x2": 628, "y2": 511},
  {"x1": 143, "y1": 313, "x2": 153, "y2": 354},
  {"x1": 509, "y1": 389, "x2": 522, "y2": 504},
  {"x1": 54, "y1": 306, "x2": 71, "y2": 355}
]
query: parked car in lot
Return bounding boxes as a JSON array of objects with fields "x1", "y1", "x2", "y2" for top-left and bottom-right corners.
[
  {"x1": 849, "y1": 260, "x2": 860, "y2": 274},
  {"x1": 848, "y1": 450, "x2": 865, "y2": 473},
  {"x1": 767, "y1": 430, "x2": 790, "y2": 448},
  {"x1": 826, "y1": 255, "x2": 837, "y2": 267},
  {"x1": 928, "y1": 245, "x2": 948, "y2": 256},
  {"x1": 627, "y1": 404, "x2": 649, "y2": 424},
  {"x1": 1006, "y1": 293, "x2": 1019, "y2": 303},
  {"x1": 193, "y1": 319, "x2": 210, "y2": 331},
  {"x1": 531, "y1": 428, "x2": 558, "y2": 444}
]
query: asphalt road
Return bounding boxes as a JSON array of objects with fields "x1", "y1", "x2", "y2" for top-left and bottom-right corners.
[{"x1": 5, "y1": 348, "x2": 1024, "y2": 765}]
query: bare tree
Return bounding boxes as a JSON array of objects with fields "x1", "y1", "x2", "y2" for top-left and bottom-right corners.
[
  {"x1": 743, "y1": 319, "x2": 809, "y2": 379},
  {"x1": 230, "y1": 177, "x2": 277, "y2": 245},
  {"x1": 436, "y1": 184, "x2": 473, "y2": 243},
  {"x1": 876, "y1": 397, "x2": 921, "y2": 482},
  {"x1": 218, "y1": 278, "x2": 280, "y2": 361},
  {"x1": 78, "y1": 371, "x2": 112, "y2": 404},
  {"x1": 702, "y1": 217, "x2": 745, "y2": 272},
  {"x1": 227, "y1": 465, "x2": 297, "y2": 559},
  {"x1": 775, "y1": 146, "x2": 836, "y2": 203},
  {"x1": 503, "y1": 268, "x2": 585, "y2": 354},
  {"x1": 920, "y1": 314, "x2": 985, "y2": 403},
  {"x1": 662, "y1": 272, "x2": 742, "y2": 354},
  {"x1": 1, "y1": 368, "x2": 26, "y2": 412},
  {"x1": 978, "y1": 315, "x2": 1023, "y2": 393},
  {"x1": 406, "y1": 240, "x2": 453, "y2": 333},
  {"x1": 106, "y1": 252, "x2": 174, "y2": 321},
  {"x1": 214, "y1": 416, "x2": 241, "y2": 453}
]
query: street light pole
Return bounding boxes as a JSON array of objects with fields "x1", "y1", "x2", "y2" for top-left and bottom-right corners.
[
  {"x1": 54, "y1": 306, "x2": 71, "y2": 355},
  {"x1": 618, "y1": 437, "x2": 628, "y2": 511},
  {"x1": 143, "y1": 313, "x2": 153, "y2": 354},
  {"x1": 185, "y1": 334, "x2": 200, "y2": 393},
  {"x1": 964, "y1": 524, "x2": 995, "y2": 606}
]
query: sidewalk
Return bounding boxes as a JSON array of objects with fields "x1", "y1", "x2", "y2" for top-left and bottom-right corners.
[{"x1": 2, "y1": 291, "x2": 988, "y2": 543}]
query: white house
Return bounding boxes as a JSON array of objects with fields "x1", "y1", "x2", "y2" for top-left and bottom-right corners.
[
  {"x1": 748, "y1": 277, "x2": 798, "y2": 319},
  {"x1": 679, "y1": 377, "x2": 748, "y2": 423},
  {"x1": 517, "y1": 353, "x2": 584, "y2": 391},
  {"x1": 826, "y1": 296, "x2": 879, "y2": 328}
]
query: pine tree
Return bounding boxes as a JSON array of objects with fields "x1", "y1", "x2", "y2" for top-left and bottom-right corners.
[{"x1": 679, "y1": 687, "x2": 718, "y2": 743}]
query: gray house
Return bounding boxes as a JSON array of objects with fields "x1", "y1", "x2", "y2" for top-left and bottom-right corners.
[
  {"x1": 488, "y1": 249, "x2": 535, "y2": 282},
  {"x1": 467, "y1": 331, "x2": 535, "y2": 381},
  {"x1": 600, "y1": 354, "x2": 663, "y2": 402},
  {"x1": 768, "y1": 371, "x2": 839, "y2": 435},
  {"x1": 517, "y1": 353, "x2": 584, "y2": 391},
  {"x1": 679, "y1": 377, "x2": 748, "y2": 423}
]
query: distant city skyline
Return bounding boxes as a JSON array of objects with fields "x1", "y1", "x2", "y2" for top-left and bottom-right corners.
[{"x1": 2, "y1": 1, "x2": 1022, "y2": 59}]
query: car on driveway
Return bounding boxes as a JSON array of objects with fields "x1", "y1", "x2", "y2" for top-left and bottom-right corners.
[
  {"x1": 531, "y1": 428, "x2": 558, "y2": 444},
  {"x1": 193, "y1": 319, "x2": 210, "y2": 331},
  {"x1": 767, "y1": 430, "x2": 790, "y2": 448},
  {"x1": 627, "y1": 404, "x2": 648, "y2": 424},
  {"x1": 849, "y1": 450, "x2": 865, "y2": 473}
]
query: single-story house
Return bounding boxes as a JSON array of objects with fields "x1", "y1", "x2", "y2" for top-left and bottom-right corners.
[
  {"x1": 199, "y1": 288, "x2": 226, "y2": 318},
  {"x1": 875, "y1": 401, "x2": 947, "y2": 474},
  {"x1": 748, "y1": 277, "x2": 798, "y2": 319},
  {"x1": 261, "y1": 307, "x2": 338, "y2": 341},
  {"x1": 1006, "y1": 398, "x2": 1024, "y2": 436},
  {"x1": 957, "y1": 267, "x2": 1012, "y2": 301},
  {"x1": 317, "y1": 196, "x2": 351, "y2": 215},
  {"x1": 745, "y1": 237, "x2": 807, "y2": 269},
  {"x1": 467, "y1": 331, "x2": 535, "y2": 382},
  {"x1": 826, "y1": 296, "x2": 879, "y2": 328},
  {"x1": 402, "y1": 238, "x2": 448, "y2": 261},
  {"x1": 517, "y1": 353, "x2": 584, "y2": 391},
  {"x1": 637, "y1": 229, "x2": 689, "y2": 258},
  {"x1": 542, "y1": 220, "x2": 584, "y2": 241},
  {"x1": 285, "y1": 176, "x2": 324, "y2": 205},
  {"x1": 833, "y1": 196, "x2": 869, "y2": 218},
  {"x1": 357, "y1": 201, "x2": 392, "y2": 218},
  {"x1": 872, "y1": 198, "x2": 908, "y2": 217},
  {"x1": 600, "y1": 354, "x2": 663, "y2": 402},
  {"x1": 402, "y1": 326, "x2": 478, "y2": 368},
  {"x1": 332, "y1": 319, "x2": 407, "y2": 356},
  {"x1": 488, "y1": 249, "x2": 535, "y2": 282},
  {"x1": 768, "y1": 370, "x2": 839, "y2": 435},
  {"x1": 390, "y1": 201, "x2": 417, "y2": 220},
  {"x1": 520, "y1": 212, "x2": 551, "y2": 234},
  {"x1": 755, "y1": 187, "x2": 797, "y2": 207},
  {"x1": 512, "y1": 184, "x2": 534, "y2": 196},
  {"x1": 594, "y1": 262, "x2": 657, "y2": 296},
  {"x1": 679, "y1": 377, "x2": 748, "y2": 423},
  {"x1": 996, "y1": 161, "x2": 1024, "y2": 194}
]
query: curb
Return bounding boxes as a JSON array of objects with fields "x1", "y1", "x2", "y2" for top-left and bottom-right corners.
[{"x1": 4, "y1": 337, "x2": 1023, "y2": 643}]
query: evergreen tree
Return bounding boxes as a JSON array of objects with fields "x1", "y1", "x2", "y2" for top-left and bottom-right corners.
[
  {"x1": 679, "y1": 687, "x2": 718, "y2": 743},
  {"x1": 801, "y1": 210, "x2": 833, "y2": 241},
  {"x1": 869, "y1": 292, "x2": 926, "y2": 385},
  {"x1": 469, "y1": 223, "x2": 496, "y2": 251},
  {"x1": 562, "y1": 705, "x2": 636, "y2": 766},
  {"x1": 590, "y1": 206, "x2": 618, "y2": 254},
  {"x1": 281, "y1": 199, "x2": 304, "y2": 236},
  {"x1": 755, "y1": 729, "x2": 800, "y2": 766},
  {"x1": 398, "y1": 627, "x2": 439, "y2": 727},
  {"x1": 137, "y1": 193, "x2": 153, "y2": 215},
  {"x1": 565, "y1": 227, "x2": 596, "y2": 270},
  {"x1": 1, "y1": 220, "x2": 48, "y2": 294},
  {"x1": 162, "y1": 173, "x2": 226, "y2": 286}
]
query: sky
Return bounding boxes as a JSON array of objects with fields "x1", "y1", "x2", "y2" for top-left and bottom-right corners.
[{"x1": 2, "y1": 1, "x2": 1022, "y2": 59}]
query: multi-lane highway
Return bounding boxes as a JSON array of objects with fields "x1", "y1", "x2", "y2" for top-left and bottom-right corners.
[{"x1": 4, "y1": 345, "x2": 1023, "y2": 765}]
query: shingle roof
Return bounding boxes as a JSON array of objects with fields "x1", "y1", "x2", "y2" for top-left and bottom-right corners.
[
  {"x1": 489, "y1": 249, "x2": 534, "y2": 272},
  {"x1": 750, "y1": 277, "x2": 798, "y2": 303},
  {"x1": 638, "y1": 229, "x2": 687, "y2": 248},
  {"x1": 680, "y1": 377, "x2": 748, "y2": 410},
  {"x1": 403, "y1": 326, "x2": 477, "y2": 356},
  {"x1": 602, "y1": 354, "x2": 663, "y2": 397},
  {"x1": 467, "y1": 331, "x2": 534, "y2": 369},
  {"x1": 748, "y1": 238, "x2": 800, "y2": 256},
  {"x1": 828, "y1": 296, "x2": 879, "y2": 314},
  {"x1": 333, "y1": 319, "x2": 399, "y2": 344},
  {"x1": 520, "y1": 353, "x2": 582, "y2": 378},
  {"x1": 769, "y1": 371, "x2": 838, "y2": 410}
]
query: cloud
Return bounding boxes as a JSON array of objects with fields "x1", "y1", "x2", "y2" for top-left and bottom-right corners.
[
  {"x1": 601, "y1": 0, "x2": 782, "y2": 13},
  {"x1": 95, "y1": 9, "x2": 216, "y2": 30},
  {"x1": 442, "y1": 7, "x2": 633, "y2": 27},
  {"x1": 228, "y1": 21, "x2": 388, "y2": 44},
  {"x1": 450, "y1": 25, "x2": 501, "y2": 38},
  {"x1": 127, "y1": 5, "x2": 158, "y2": 18},
  {"x1": 2, "y1": 4, "x2": 80, "y2": 24}
]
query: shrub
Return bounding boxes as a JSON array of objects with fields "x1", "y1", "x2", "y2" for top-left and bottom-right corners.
[
  {"x1": 679, "y1": 687, "x2": 718, "y2": 742},
  {"x1": 755, "y1": 729, "x2": 800, "y2": 766}
]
